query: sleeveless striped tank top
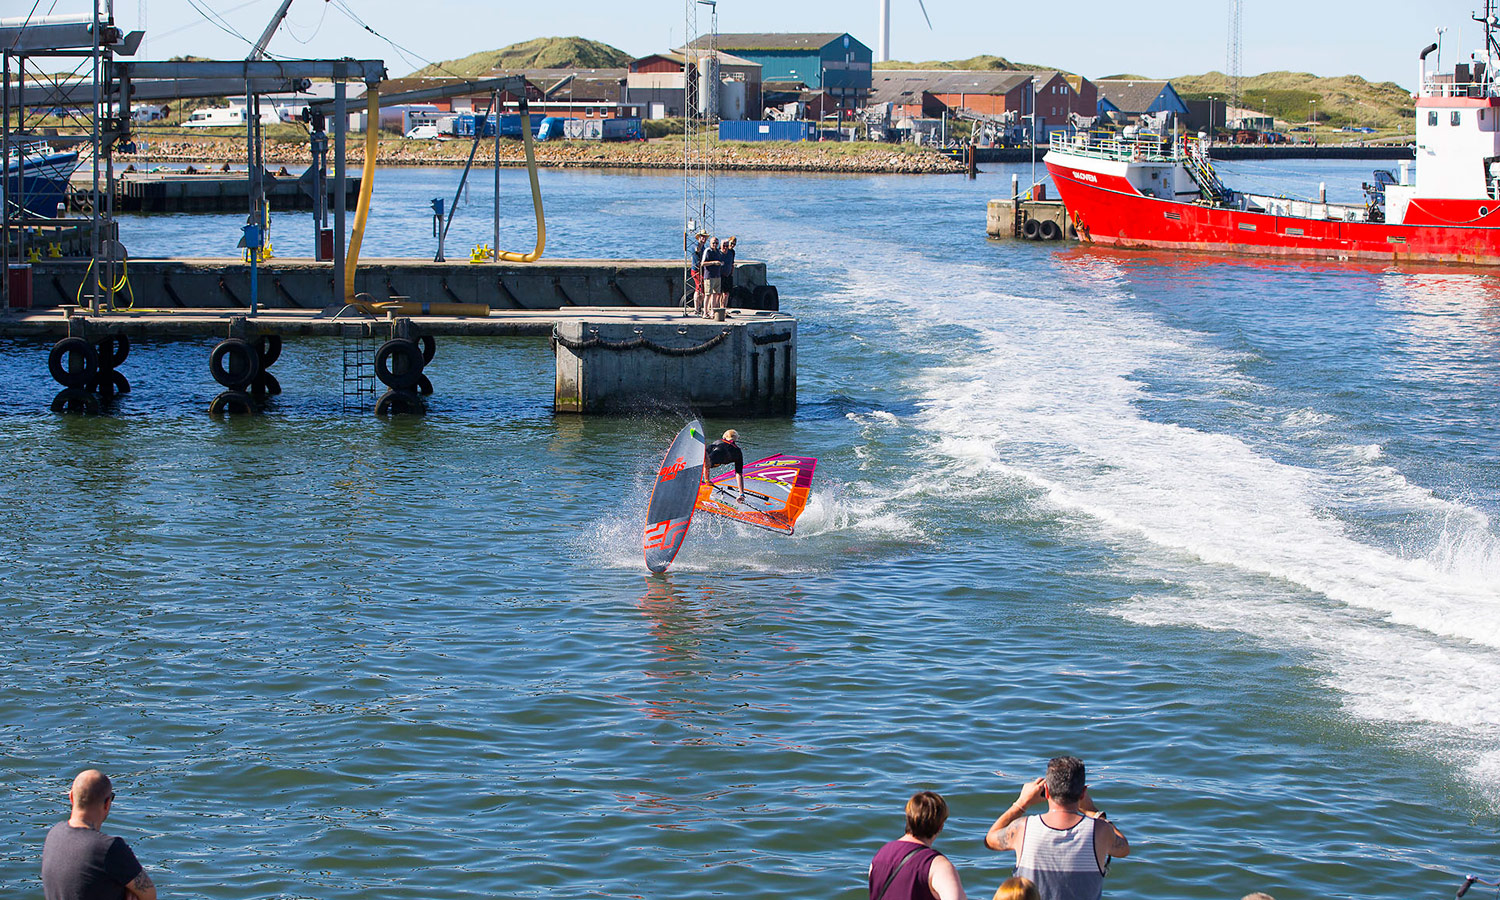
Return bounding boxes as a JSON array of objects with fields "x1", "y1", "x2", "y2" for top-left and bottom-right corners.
[{"x1": 1014, "y1": 813, "x2": 1106, "y2": 900}]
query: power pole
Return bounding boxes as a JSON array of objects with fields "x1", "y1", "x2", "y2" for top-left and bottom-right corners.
[{"x1": 1226, "y1": 0, "x2": 1243, "y2": 124}]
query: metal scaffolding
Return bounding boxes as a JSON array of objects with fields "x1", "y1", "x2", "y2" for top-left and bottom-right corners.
[{"x1": 684, "y1": 0, "x2": 719, "y2": 241}]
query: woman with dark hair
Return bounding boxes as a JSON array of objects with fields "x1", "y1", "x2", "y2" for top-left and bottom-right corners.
[{"x1": 868, "y1": 791, "x2": 968, "y2": 900}]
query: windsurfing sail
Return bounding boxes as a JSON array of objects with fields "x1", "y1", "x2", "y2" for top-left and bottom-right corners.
[
  {"x1": 643, "y1": 419, "x2": 707, "y2": 573},
  {"x1": 695, "y1": 455, "x2": 817, "y2": 535}
]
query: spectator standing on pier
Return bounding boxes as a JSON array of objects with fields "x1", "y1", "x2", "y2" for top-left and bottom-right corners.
[
  {"x1": 721, "y1": 235, "x2": 738, "y2": 304},
  {"x1": 42, "y1": 769, "x2": 158, "y2": 900},
  {"x1": 983, "y1": 757, "x2": 1128, "y2": 900},
  {"x1": 685, "y1": 230, "x2": 708, "y2": 315},
  {"x1": 701, "y1": 237, "x2": 725, "y2": 315},
  {"x1": 868, "y1": 790, "x2": 968, "y2": 900}
]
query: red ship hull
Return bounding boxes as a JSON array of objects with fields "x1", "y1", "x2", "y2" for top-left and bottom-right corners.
[{"x1": 1045, "y1": 154, "x2": 1500, "y2": 266}]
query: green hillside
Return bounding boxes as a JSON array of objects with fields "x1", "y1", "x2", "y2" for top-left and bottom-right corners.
[
  {"x1": 1171, "y1": 70, "x2": 1414, "y2": 130},
  {"x1": 874, "y1": 55, "x2": 1058, "y2": 73},
  {"x1": 409, "y1": 36, "x2": 632, "y2": 77}
]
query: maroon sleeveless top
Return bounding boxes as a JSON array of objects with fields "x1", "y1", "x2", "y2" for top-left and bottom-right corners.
[{"x1": 868, "y1": 839, "x2": 941, "y2": 900}]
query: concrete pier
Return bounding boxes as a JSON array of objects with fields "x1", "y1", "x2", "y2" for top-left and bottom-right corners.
[
  {"x1": 987, "y1": 198, "x2": 1074, "y2": 241},
  {"x1": 554, "y1": 311, "x2": 795, "y2": 416},
  {"x1": 2, "y1": 305, "x2": 799, "y2": 417},
  {"x1": 21, "y1": 257, "x2": 773, "y2": 311}
]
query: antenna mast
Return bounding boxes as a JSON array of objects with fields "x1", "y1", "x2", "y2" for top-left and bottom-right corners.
[
  {"x1": 1227, "y1": 0, "x2": 1243, "y2": 120},
  {"x1": 684, "y1": 0, "x2": 718, "y2": 241}
]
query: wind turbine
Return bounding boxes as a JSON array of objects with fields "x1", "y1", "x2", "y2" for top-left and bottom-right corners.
[{"x1": 877, "y1": 0, "x2": 933, "y2": 63}]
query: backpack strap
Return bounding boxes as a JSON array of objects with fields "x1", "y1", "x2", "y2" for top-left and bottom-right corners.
[{"x1": 873, "y1": 845, "x2": 931, "y2": 900}]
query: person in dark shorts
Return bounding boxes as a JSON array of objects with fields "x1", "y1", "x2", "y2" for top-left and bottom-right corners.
[
  {"x1": 721, "y1": 236, "x2": 737, "y2": 304},
  {"x1": 867, "y1": 790, "x2": 967, "y2": 900},
  {"x1": 705, "y1": 428, "x2": 745, "y2": 498},
  {"x1": 42, "y1": 769, "x2": 157, "y2": 900},
  {"x1": 685, "y1": 230, "x2": 708, "y2": 315}
]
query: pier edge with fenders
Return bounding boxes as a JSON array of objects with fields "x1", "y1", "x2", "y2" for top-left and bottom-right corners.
[{"x1": 1, "y1": 7, "x2": 791, "y2": 417}]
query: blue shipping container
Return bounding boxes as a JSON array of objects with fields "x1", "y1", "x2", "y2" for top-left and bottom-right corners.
[
  {"x1": 601, "y1": 118, "x2": 644, "y2": 141},
  {"x1": 452, "y1": 113, "x2": 545, "y2": 139},
  {"x1": 718, "y1": 120, "x2": 813, "y2": 142}
]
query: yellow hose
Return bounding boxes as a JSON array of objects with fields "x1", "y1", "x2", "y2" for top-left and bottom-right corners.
[
  {"x1": 344, "y1": 85, "x2": 380, "y2": 303},
  {"x1": 494, "y1": 107, "x2": 546, "y2": 262}
]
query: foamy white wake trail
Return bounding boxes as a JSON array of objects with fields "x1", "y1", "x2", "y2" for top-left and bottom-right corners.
[{"x1": 775, "y1": 224, "x2": 1500, "y2": 746}]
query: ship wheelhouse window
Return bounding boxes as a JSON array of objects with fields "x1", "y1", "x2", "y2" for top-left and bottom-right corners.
[
  {"x1": 1453, "y1": 111, "x2": 1463, "y2": 125},
  {"x1": 1429, "y1": 111, "x2": 1438, "y2": 126}
]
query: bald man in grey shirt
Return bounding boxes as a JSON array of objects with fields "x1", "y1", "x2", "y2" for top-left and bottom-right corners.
[{"x1": 42, "y1": 770, "x2": 157, "y2": 900}]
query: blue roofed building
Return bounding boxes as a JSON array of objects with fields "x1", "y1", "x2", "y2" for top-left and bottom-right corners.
[
  {"x1": 687, "y1": 32, "x2": 873, "y2": 118},
  {"x1": 1095, "y1": 79, "x2": 1189, "y2": 124}
]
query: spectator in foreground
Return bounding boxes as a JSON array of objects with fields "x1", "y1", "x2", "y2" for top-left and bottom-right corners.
[
  {"x1": 868, "y1": 790, "x2": 968, "y2": 900},
  {"x1": 983, "y1": 757, "x2": 1128, "y2": 900},
  {"x1": 994, "y1": 876, "x2": 1040, "y2": 900},
  {"x1": 42, "y1": 769, "x2": 157, "y2": 900}
]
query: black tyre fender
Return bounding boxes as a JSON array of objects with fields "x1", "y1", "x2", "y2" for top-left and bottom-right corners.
[
  {"x1": 48, "y1": 337, "x2": 97, "y2": 388},
  {"x1": 208, "y1": 390, "x2": 257, "y2": 416},
  {"x1": 1040, "y1": 219, "x2": 1062, "y2": 241},
  {"x1": 374, "y1": 339, "x2": 423, "y2": 389},
  {"x1": 209, "y1": 338, "x2": 260, "y2": 388},
  {"x1": 415, "y1": 373, "x2": 433, "y2": 396},
  {"x1": 416, "y1": 334, "x2": 436, "y2": 365},
  {"x1": 50, "y1": 387, "x2": 100, "y2": 414},
  {"x1": 250, "y1": 371, "x2": 282, "y2": 397},
  {"x1": 729, "y1": 285, "x2": 754, "y2": 309},
  {"x1": 91, "y1": 369, "x2": 132, "y2": 397},
  {"x1": 256, "y1": 333, "x2": 282, "y2": 368},
  {"x1": 752, "y1": 284, "x2": 779, "y2": 312},
  {"x1": 95, "y1": 333, "x2": 130, "y2": 369},
  {"x1": 375, "y1": 388, "x2": 425, "y2": 415},
  {"x1": 1022, "y1": 217, "x2": 1042, "y2": 240}
]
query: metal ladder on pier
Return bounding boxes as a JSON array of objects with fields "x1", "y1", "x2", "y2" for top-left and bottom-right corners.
[
  {"x1": 1182, "y1": 139, "x2": 1231, "y2": 203},
  {"x1": 341, "y1": 325, "x2": 376, "y2": 412}
]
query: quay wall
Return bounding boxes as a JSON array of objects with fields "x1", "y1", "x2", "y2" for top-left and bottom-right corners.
[{"x1": 23, "y1": 258, "x2": 769, "y2": 311}]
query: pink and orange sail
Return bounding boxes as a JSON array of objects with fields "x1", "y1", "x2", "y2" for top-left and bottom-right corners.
[{"x1": 695, "y1": 455, "x2": 818, "y2": 535}]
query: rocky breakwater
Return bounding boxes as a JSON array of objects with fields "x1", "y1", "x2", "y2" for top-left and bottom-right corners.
[{"x1": 124, "y1": 135, "x2": 963, "y2": 175}]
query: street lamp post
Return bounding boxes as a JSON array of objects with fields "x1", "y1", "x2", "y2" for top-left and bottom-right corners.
[
  {"x1": 1310, "y1": 99, "x2": 1317, "y2": 146},
  {"x1": 1029, "y1": 76, "x2": 1039, "y2": 193}
]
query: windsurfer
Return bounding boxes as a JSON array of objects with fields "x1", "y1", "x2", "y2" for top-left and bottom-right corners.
[{"x1": 705, "y1": 429, "x2": 745, "y2": 499}]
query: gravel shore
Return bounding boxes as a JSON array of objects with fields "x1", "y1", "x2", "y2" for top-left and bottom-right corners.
[{"x1": 123, "y1": 134, "x2": 964, "y2": 175}]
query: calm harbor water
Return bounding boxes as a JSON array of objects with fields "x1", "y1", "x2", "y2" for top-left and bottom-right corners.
[{"x1": 3, "y1": 157, "x2": 1499, "y2": 899}]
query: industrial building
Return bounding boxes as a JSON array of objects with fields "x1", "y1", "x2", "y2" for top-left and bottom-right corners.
[
  {"x1": 626, "y1": 50, "x2": 762, "y2": 119},
  {"x1": 687, "y1": 32, "x2": 873, "y2": 119}
]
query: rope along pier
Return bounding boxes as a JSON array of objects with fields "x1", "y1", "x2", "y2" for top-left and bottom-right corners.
[{"x1": 551, "y1": 327, "x2": 731, "y2": 357}]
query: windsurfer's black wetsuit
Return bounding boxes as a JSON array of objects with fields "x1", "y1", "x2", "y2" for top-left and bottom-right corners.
[{"x1": 706, "y1": 439, "x2": 743, "y2": 474}]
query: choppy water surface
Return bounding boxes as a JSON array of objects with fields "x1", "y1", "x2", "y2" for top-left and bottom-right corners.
[{"x1": 3, "y1": 158, "x2": 1499, "y2": 899}]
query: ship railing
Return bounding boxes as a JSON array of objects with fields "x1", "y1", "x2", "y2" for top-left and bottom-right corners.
[
  {"x1": 1051, "y1": 130, "x2": 1173, "y2": 162},
  {"x1": 1245, "y1": 192, "x2": 1371, "y2": 222},
  {"x1": 1181, "y1": 137, "x2": 1231, "y2": 204},
  {"x1": 1421, "y1": 77, "x2": 1493, "y2": 99}
]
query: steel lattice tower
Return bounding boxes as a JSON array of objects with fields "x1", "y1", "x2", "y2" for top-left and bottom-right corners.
[
  {"x1": 1227, "y1": 0, "x2": 1243, "y2": 118},
  {"x1": 684, "y1": 0, "x2": 718, "y2": 242}
]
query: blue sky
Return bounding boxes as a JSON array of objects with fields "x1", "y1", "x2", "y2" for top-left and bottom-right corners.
[{"x1": 49, "y1": 0, "x2": 1496, "y2": 88}]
